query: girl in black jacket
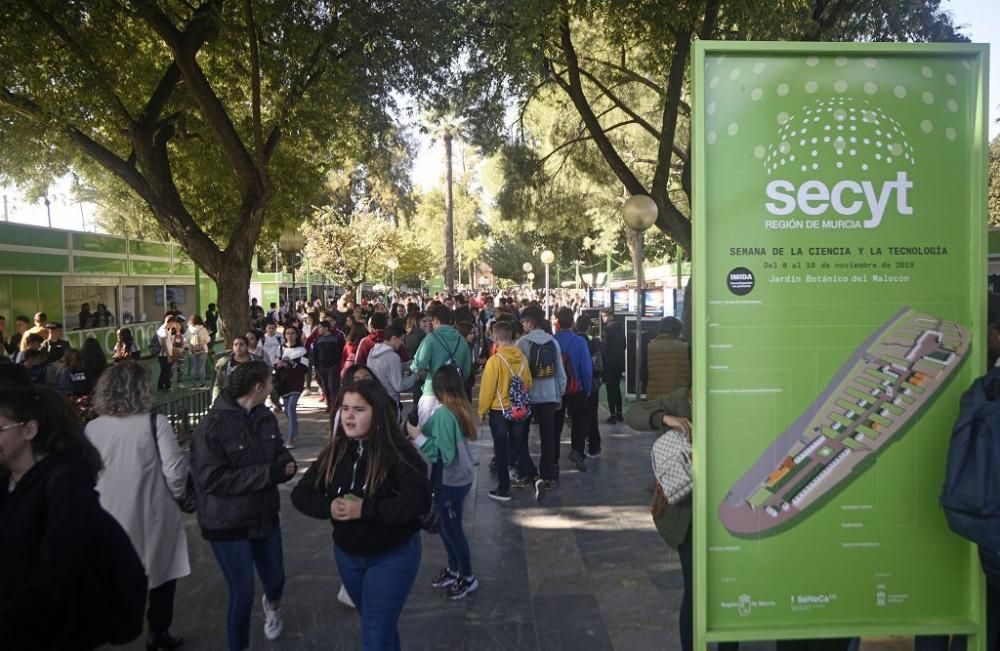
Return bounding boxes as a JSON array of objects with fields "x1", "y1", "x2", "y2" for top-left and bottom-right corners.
[
  {"x1": 0, "y1": 385, "x2": 133, "y2": 650},
  {"x1": 293, "y1": 379, "x2": 431, "y2": 651},
  {"x1": 192, "y1": 360, "x2": 297, "y2": 651}
]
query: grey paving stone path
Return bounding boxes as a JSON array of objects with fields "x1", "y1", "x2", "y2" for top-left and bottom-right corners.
[{"x1": 120, "y1": 391, "x2": 918, "y2": 650}]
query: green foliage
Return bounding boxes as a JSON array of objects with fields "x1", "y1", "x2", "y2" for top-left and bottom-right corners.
[
  {"x1": 457, "y1": 0, "x2": 968, "y2": 254},
  {"x1": 0, "y1": 0, "x2": 461, "y2": 335},
  {"x1": 301, "y1": 201, "x2": 435, "y2": 297}
]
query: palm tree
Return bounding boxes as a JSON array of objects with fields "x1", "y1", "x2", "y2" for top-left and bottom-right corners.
[{"x1": 425, "y1": 114, "x2": 468, "y2": 293}]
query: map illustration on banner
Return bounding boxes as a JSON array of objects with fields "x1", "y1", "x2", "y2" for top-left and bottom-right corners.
[{"x1": 719, "y1": 308, "x2": 969, "y2": 536}]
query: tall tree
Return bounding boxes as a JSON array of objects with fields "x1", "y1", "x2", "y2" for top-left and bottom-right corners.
[
  {"x1": 0, "y1": 0, "x2": 457, "y2": 338},
  {"x1": 458, "y1": 0, "x2": 967, "y2": 254}
]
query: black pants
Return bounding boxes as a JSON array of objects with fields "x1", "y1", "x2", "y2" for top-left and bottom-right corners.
[
  {"x1": 605, "y1": 367, "x2": 623, "y2": 416},
  {"x1": 525, "y1": 402, "x2": 558, "y2": 481},
  {"x1": 554, "y1": 392, "x2": 589, "y2": 460},
  {"x1": 148, "y1": 579, "x2": 177, "y2": 636},
  {"x1": 157, "y1": 356, "x2": 172, "y2": 390},
  {"x1": 585, "y1": 387, "x2": 601, "y2": 454},
  {"x1": 317, "y1": 366, "x2": 339, "y2": 402}
]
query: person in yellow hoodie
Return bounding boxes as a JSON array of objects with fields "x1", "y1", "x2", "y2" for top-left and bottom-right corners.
[{"x1": 477, "y1": 321, "x2": 542, "y2": 502}]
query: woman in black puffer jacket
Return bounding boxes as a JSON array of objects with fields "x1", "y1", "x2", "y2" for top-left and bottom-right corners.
[{"x1": 191, "y1": 361, "x2": 297, "y2": 651}]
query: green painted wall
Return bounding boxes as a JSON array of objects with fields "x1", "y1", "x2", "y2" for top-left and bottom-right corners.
[{"x1": 2, "y1": 274, "x2": 63, "y2": 323}]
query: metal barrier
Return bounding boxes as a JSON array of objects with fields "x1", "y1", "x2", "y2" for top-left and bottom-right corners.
[{"x1": 154, "y1": 388, "x2": 212, "y2": 448}]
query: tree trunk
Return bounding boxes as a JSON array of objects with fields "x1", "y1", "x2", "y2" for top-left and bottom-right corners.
[
  {"x1": 444, "y1": 130, "x2": 455, "y2": 292},
  {"x1": 213, "y1": 254, "x2": 254, "y2": 345}
]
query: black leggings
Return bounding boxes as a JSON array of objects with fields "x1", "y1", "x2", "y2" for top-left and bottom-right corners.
[{"x1": 148, "y1": 579, "x2": 177, "y2": 635}]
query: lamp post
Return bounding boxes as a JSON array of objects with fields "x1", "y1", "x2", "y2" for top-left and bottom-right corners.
[
  {"x1": 279, "y1": 227, "x2": 306, "y2": 306},
  {"x1": 527, "y1": 271, "x2": 535, "y2": 290},
  {"x1": 621, "y1": 194, "x2": 658, "y2": 399},
  {"x1": 540, "y1": 250, "x2": 555, "y2": 316},
  {"x1": 386, "y1": 258, "x2": 399, "y2": 300},
  {"x1": 522, "y1": 262, "x2": 533, "y2": 291}
]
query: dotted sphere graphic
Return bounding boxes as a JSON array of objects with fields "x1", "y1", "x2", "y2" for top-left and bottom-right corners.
[{"x1": 762, "y1": 97, "x2": 914, "y2": 175}]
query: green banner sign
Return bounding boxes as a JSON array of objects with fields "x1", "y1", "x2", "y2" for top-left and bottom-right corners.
[{"x1": 692, "y1": 42, "x2": 988, "y2": 647}]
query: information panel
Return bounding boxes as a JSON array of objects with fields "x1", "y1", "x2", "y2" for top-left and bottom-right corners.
[{"x1": 692, "y1": 42, "x2": 988, "y2": 646}]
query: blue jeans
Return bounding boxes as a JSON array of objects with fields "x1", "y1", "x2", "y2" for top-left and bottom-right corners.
[
  {"x1": 283, "y1": 392, "x2": 300, "y2": 442},
  {"x1": 335, "y1": 534, "x2": 422, "y2": 651},
  {"x1": 188, "y1": 353, "x2": 206, "y2": 384},
  {"x1": 210, "y1": 526, "x2": 286, "y2": 651},
  {"x1": 489, "y1": 410, "x2": 536, "y2": 489},
  {"x1": 437, "y1": 482, "x2": 473, "y2": 577}
]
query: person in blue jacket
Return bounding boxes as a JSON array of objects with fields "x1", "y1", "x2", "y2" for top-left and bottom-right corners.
[{"x1": 552, "y1": 307, "x2": 592, "y2": 473}]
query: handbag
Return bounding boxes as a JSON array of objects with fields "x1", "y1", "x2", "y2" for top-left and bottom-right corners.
[
  {"x1": 650, "y1": 428, "x2": 693, "y2": 505},
  {"x1": 420, "y1": 457, "x2": 444, "y2": 534},
  {"x1": 150, "y1": 412, "x2": 198, "y2": 514}
]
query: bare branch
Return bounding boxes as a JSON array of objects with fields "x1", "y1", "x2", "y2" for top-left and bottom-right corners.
[
  {"x1": 539, "y1": 119, "x2": 637, "y2": 166},
  {"x1": 578, "y1": 54, "x2": 664, "y2": 97}
]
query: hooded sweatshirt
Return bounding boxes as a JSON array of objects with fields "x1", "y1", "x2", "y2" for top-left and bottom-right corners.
[
  {"x1": 516, "y1": 328, "x2": 567, "y2": 405},
  {"x1": 411, "y1": 324, "x2": 472, "y2": 395},
  {"x1": 478, "y1": 344, "x2": 532, "y2": 417},
  {"x1": 368, "y1": 342, "x2": 419, "y2": 404}
]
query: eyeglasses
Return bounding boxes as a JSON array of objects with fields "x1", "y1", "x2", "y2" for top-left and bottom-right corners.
[{"x1": 0, "y1": 422, "x2": 24, "y2": 433}]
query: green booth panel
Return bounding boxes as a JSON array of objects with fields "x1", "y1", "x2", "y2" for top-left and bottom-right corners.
[
  {"x1": 130, "y1": 240, "x2": 171, "y2": 258},
  {"x1": 1, "y1": 251, "x2": 69, "y2": 273},
  {"x1": 73, "y1": 232, "x2": 127, "y2": 255},
  {"x1": 0, "y1": 276, "x2": 9, "y2": 318},
  {"x1": 0, "y1": 223, "x2": 68, "y2": 250},
  {"x1": 131, "y1": 260, "x2": 174, "y2": 275},
  {"x1": 73, "y1": 256, "x2": 127, "y2": 274}
]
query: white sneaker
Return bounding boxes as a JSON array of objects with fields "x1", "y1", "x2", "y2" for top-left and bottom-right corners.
[
  {"x1": 337, "y1": 584, "x2": 356, "y2": 608},
  {"x1": 262, "y1": 595, "x2": 283, "y2": 640},
  {"x1": 302, "y1": 388, "x2": 312, "y2": 397}
]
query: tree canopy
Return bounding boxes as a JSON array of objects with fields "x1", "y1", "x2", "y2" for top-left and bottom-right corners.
[
  {"x1": 458, "y1": 0, "x2": 968, "y2": 254},
  {"x1": 0, "y1": 0, "x2": 459, "y2": 336}
]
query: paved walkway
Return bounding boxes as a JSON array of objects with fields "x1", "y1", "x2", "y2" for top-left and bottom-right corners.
[{"x1": 122, "y1": 391, "x2": 915, "y2": 650}]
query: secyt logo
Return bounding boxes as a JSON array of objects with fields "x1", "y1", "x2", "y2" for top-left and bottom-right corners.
[{"x1": 761, "y1": 98, "x2": 915, "y2": 229}]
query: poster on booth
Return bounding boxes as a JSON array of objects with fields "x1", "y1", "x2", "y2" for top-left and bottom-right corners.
[{"x1": 693, "y1": 42, "x2": 988, "y2": 641}]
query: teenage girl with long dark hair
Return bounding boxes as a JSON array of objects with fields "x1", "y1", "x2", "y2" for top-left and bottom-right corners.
[
  {"x1": 292, "y1": 379, "x2": 431, "y2": 651},
  {"x1": 406, "y1": 364, "x2": 478, "y2": 600}
]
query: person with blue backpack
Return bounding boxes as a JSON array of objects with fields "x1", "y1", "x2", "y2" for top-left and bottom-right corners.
[
  {"x1": 411, "y1": 305, "x2": 472, "y2": 426},
  {"x1": 552, "y1": 307, "x2": 593, "y2": 474},
  {"x1": 478, "y1": 320, "x2": 542, "y2": 502}
]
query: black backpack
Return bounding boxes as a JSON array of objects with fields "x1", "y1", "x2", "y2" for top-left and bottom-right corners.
[
  {"x1": 940, "y1": 368, "x2": 1000, "y2": 550},
  {"x1": 528, "y1": 340, "x2": 558, "y2": 379}
]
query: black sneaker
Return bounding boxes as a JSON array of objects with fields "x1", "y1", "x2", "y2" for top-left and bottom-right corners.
[
  {"x1": 534, "y1": 478, "x2": 545, "y2": 501},
  {"x1": 568, "y1": 450, "x2": 588, "y2": 472},
  {"x1": 446, "y1": 575, "x2": 479, "y2": 600},
  {"x1": 606, "y1": 415, "x2": 617, "y2": 424},
  {"x1": 542, "y1": 479, "x2": 559, "y2": 490},
  {"x1": 586, "y1": 449, "x2": 602, "y2": 458},
  {"x1": 431, "y1": 567, "x2": 459, "y2": 589},
  {"x1": 488, "y1": 489, "x2": 512, "y2": 502}
]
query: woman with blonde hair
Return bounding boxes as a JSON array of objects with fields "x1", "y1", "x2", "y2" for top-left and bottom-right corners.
[
  {"x1": 406, "y1": 364, "x2": 478, "y2": 600},
  {"x1": 84, "y1": 360, "x2": 190, "y2": 650}
]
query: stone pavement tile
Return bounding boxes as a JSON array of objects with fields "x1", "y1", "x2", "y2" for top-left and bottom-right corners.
[{"x1": 532, "y1": 592, "x2": 616, "y2": 650}]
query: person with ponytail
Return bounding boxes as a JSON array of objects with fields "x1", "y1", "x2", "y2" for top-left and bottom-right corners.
[
  {"x1": 405, "y1": 364, "x2": 479, "y2": 600},
  {"x1": 191, "y1": 360, "x2": 297, "y2": 651},
  {"x1": 292, "y1": 379, "x2": 431, "y2": 651},
  {"x1": 0, "y1": 384, "x2": 130, "y2": 649}
]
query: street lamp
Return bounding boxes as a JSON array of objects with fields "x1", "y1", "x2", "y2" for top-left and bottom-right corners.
[
  {"x1": 540, "y1": 249, "x2": 555, "y2": 316},
  {"x1": 279, "y1": 227, "x2": 306, "y2": 306},
  {"x1": 621, "y1": 194, "x2": 658, "y2": 399},
  {"x1": 386, "y1": 258, "x2": 399, "y2": 300},
  {"x1": 526, "y1": 272, "x2": 535, "y2": 290},
  {"x1": 522, "y1": 262, "x2": 533, "y2": 290}
]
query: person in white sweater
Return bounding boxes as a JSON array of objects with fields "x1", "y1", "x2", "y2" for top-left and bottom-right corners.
[
  {"x1": 84, "y1": 360, "x2": 190, "y2": 651},
  {"x1": 367, "y1": 323, "x2": 419, "y2": 422}
]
